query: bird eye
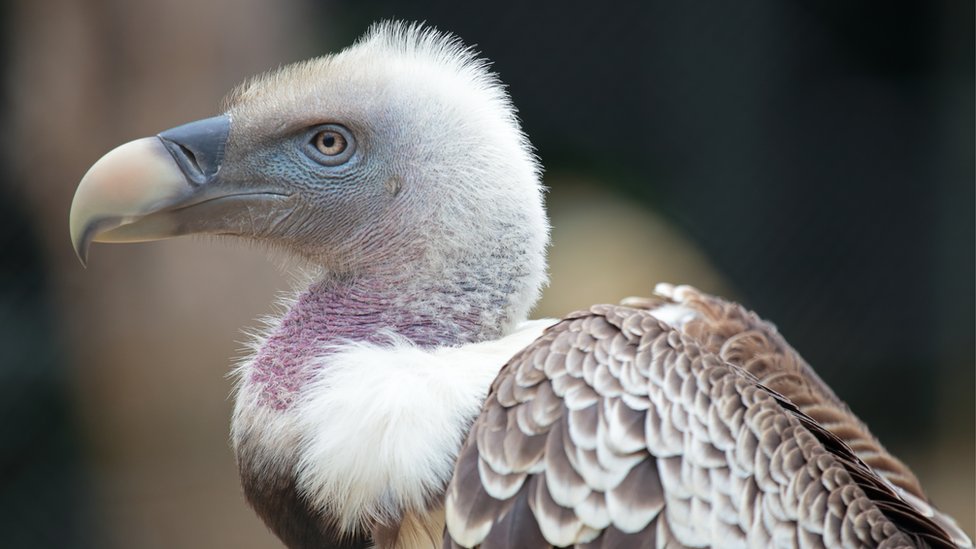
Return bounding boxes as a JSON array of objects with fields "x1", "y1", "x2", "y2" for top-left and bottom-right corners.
[
  {"x1": 304, "y1": 124, "x2": 355, "y2": 166},
  {"x1": 314, "y1": 130, "x2": 347, "y2": 156}
]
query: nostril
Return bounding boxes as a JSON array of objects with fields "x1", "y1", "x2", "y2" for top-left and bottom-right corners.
[
  {"x1": 156, "y1": 114, "x2": 230, "y2": 185},
  {"x1": 159, "y1": 138, "x2": 208, "y2": 185},
  {"x1": 177, "y1": 143, "x2": 203, "y2": 176}
]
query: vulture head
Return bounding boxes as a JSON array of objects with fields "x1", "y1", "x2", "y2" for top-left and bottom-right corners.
[
  {"x1": 69, "y1": 21, "x2": 973, "y2": 549},
  {"x1": 71, "y1": 22, "x2": 548, "y2": 342}
]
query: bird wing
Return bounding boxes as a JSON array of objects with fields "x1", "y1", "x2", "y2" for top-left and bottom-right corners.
[
  {"x1": 629, "y1": 284, "x2": 971, "y2": 546},
  {"x1": 626, "y1": 284, "x2": 925, "y2": 500},
  {"x1": 444, "y1": 286, "x2": 960, "y2": 548}
]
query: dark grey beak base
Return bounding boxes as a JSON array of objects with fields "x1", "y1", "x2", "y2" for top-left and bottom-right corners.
[{"x1": 158, "y1": 114, "x2": 231, "y2": 185}]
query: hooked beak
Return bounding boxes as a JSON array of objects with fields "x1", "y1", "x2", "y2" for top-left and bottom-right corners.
[{"x1": 69, "y1": 115, "x2": 291, "y2": 265}]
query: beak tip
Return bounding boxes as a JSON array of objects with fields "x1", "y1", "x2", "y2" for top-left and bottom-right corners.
[
  {"x1": 75, "y1": 247, "x2": 89, "y2": 268},
  {"x1": 71, "y1": 229, "x2": 91, "y2": 268},
  {"x1": 69, "y1": 203, "x2": 92, "y2": 267}
]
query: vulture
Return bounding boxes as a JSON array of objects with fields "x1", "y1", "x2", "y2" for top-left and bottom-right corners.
[{"x1": 69, "y1": 22, "x2": 970, "y2": 549}]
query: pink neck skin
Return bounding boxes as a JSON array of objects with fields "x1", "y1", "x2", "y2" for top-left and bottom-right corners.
[{"x1": 248, "y1": 276, "x2": 490, "y2": 410}]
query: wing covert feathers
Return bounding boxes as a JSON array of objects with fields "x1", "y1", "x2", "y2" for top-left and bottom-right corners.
[
  {"x1": 644, "y1": 284, "x2": 924, "y2": 500},
  {"x1": 444, "y1": 286, "x2": 963, "y2": 548}
]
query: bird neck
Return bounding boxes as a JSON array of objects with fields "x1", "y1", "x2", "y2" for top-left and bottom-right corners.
[{"x1": 247, "y1": 268, "x2": 517, "y2": 410}]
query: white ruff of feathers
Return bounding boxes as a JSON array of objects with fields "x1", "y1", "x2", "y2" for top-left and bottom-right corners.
[{"x1": 293, "y1": 320, "x2": 555, "y2": 532}]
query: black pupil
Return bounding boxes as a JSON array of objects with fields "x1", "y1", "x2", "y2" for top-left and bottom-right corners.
[{"x1": 322, "y1": 134, "x2": 336, "y2": 149}]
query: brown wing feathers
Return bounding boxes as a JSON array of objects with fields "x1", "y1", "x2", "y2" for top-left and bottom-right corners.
[
  {"x1": 444, "y1": 292, "x2": 958, "y2": 548},
  {"x1": 651, "y1": 285, "x2": 926, "y2": 501}
]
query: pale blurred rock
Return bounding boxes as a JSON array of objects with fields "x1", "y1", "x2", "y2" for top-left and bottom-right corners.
[{"x1": 538, "y1": 175, "x2": 734, "y2": 318}]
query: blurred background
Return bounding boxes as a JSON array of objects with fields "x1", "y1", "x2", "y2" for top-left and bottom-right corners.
[{"x1": 1, "y1": 0, "x2": 972, "y2": 546}]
